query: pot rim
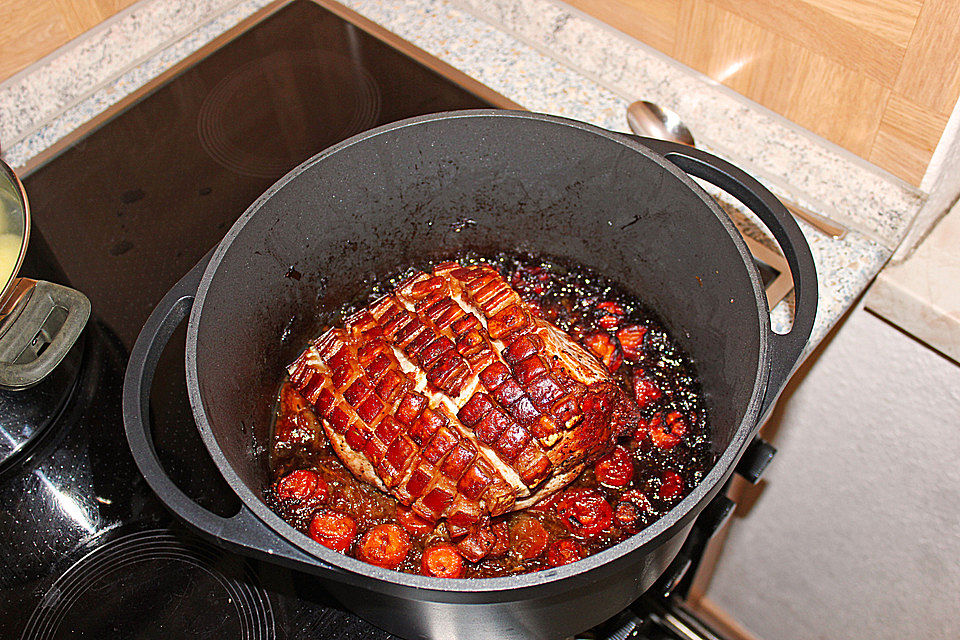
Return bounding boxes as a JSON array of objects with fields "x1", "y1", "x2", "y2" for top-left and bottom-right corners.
[
  {"x1": 185, "y1": 109, "x2": 770, "y2": 594},
  {"x1": 0, "y1": 159, "x2": 30, "y2": 317}
]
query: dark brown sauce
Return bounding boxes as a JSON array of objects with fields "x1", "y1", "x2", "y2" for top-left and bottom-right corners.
[{"x1": 267, "y1": 252, "x2": 715, "y2": 577}]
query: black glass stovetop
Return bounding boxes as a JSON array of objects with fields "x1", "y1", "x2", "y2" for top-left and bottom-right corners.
[{"x1": 0, "y1": 2, "x2": 730, "y2": 638}]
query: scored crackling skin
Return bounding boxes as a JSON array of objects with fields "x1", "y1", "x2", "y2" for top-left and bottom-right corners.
[{"x1": 287, "y1": 262, "x2": 640, "y2": 529}]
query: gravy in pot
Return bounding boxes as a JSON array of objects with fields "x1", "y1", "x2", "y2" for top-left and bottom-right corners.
[{"x1": 267, "y1": 253, "x2": 715, "y2": 577}]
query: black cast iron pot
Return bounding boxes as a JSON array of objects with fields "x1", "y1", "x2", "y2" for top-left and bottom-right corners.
[{"x1": 123, "y1": 110, "x2": 817, "y2": 640}]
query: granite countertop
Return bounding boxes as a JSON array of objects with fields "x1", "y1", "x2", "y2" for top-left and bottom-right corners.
[{"x1": 0, "y1": 0, "x2": 928, "y2": 358}]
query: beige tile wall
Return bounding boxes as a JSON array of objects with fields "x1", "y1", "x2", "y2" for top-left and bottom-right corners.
[{"x1": 565, "y1": 0, "x2": 960, "y2": 186}]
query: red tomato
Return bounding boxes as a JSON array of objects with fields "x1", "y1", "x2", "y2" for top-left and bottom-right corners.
[
  {"x1": 547, "y1": 539, "x2": 585, "y2": 567},
  {"x1": 598, "y1": 314, "x2": 620, "y2": 330},
  {"x1": 421, "y1": 544, "x2": 464, "y2": 578},
  {"x1": 616, "y1": 324, "x2": 647, "y2": 359},
  {"x1": 658, "y1": 471, "x2": 684, "y2": 501},
  {"x1": 309, "y1": 509, "x2": 357, "y2": 553},
  {"x1": 594, "y1": 446, "x2": 634, "y2": 488},
  {"x1": 596, "y1": 301, "x2": 625, "y2": 316},
  {"x1": 509, "y1": 518, "x2": 549, "y2": 560},
  {"x1": 395, "y1": 505, "x2": 434, "y2": 536},
  {"x1": 556, "y1": 488, "x2": 614, "y2": 538},
  {"x1": 275, "y1": 469, "x2": 327, "y2": 505},
  {"x1": 632, "y1": 371, "x2": 662, "y2": 407},
  {"x1": 357, "y1": 523, "x2": 411, "y2": 570},
  {"x1": 649, "y1": 423, "x2": 680, "y2": 450},
  {"x1": 664, "y1": 411, "x2": 688, "y2": 437},
  {"x1": 649, "y1": 411, "x2": 688, "y2": 450}
]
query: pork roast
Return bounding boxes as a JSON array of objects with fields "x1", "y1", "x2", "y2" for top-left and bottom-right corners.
[{"x1": 287, "y1": 262, "x2": 639, "y2": 527}]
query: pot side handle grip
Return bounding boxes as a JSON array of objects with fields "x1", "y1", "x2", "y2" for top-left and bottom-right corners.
[
  {"x1": 636, "y1": 138, "x2": 818, "y2": 419},
  {"x1": 122, "y1": 264, "x2": 336, "y2": 574},
  {"x1": 0, "y1": 280, "x2": 91, "y2": 389}
]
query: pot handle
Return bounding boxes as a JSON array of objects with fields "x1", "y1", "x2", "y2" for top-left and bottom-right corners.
[
  {"x1": 635, "y1": 137, "x2": 818, "y2": 419},
  {"x1": 0, "y1": 279, "x2": 91, "y2": 389},
  {"x1": 122, "y1": 261, "x2": 342, "y2": 576}
]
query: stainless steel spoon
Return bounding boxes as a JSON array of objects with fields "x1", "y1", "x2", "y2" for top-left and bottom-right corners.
[
  {"x1": 626, "y1": 100, "x2": 696, "y2": 148},
  {"x1": 626, "y1": 100, "x2": 846, "y2": 239}
]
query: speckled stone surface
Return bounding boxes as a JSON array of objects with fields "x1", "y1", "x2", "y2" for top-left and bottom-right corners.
[{"x1": 0, "y1": 0, "x2": 902, "y2": 355}]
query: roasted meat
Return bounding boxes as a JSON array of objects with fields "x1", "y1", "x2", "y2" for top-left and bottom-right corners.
[{"x1": 288, "y1": 262, "x2": 639, "y2": 526}]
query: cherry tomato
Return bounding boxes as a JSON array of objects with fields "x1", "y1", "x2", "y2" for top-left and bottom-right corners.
[
  {"x1": 583, "y1": 332, "x2": 623, "y2": 372},
  {"x1": 357, "y1": 523, "x2": 411, "y2": 570},
  {"x1": 598, "y1": 314, "x2": 620, "y2": 330},
  {"x1": 421, "y1": 544, "x2": 465, "y2": 578},
  {"x1": 649, "y1": 411, "x2": 688, "y2": 450},
  {"x1": 275, "y1": 469, "x2": 327, "y2": 505},
  {"x1": 509, "y1": 517, "x2": 549, "y2": 560},
  {"x1": 649, "y1": 421, "x2": 679, "y2": 449},
  {"x1": 658, "y1": 471, "x2": 684, "y2": 501},
  {"x1": 632, "y1": 371, "x2": 662, "y2": 407},
  {"x1": 547, "y1": 539, "x2": 585, "y2": 567},
  {"x1": 617, "y1": 324, "x2": 647, "y2": 359},
  {"x1": 596, "y1": 301, "x2": 625, "y2": 330},
  {"x1": 664, "y1": 411, "x2": 688, "y2": 437},
  {"x1": 556, "y1": 488, "x2": 613, "y2": 538},
  {"x1": 596, "y1": 301, "x2": 625, "y2": 316},
  {"x1": 309, "y1": 509, "x2": 357, "y2": 553},
  {"x1": 396, "y1": 505, "x2": 434, "y2": 536},
  {"x1": 595, "y1": 446, "x2": 634, "y2": 488}
]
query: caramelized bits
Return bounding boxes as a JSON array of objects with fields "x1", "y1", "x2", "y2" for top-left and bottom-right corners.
[
  {"x1": 583, "y1": 332, "x2": 623, "y2": 372},
  {"x1": 547, "y1": 539, "x2": 585, "y2": 567},
  {"x1": 617, "y1": 324, "x2": 647, "y2": 359}
]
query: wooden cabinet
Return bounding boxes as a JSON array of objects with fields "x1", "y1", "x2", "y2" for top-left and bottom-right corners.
[
  {"x1": 0, "y1": 0, "x2": 139, "y2": 83},
  {"x1": 566, "y1": 0, "x2": 960, "y2": 186}
]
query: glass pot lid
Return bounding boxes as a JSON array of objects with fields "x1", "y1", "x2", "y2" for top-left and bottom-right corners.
[{"x1": 0, "y1": 159, "x2": 29, "y2": 311}]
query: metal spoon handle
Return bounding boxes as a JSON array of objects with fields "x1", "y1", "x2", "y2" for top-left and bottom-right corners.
[{"x1": 782, "y1": 200, "x2": 846, "y2": 239}]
